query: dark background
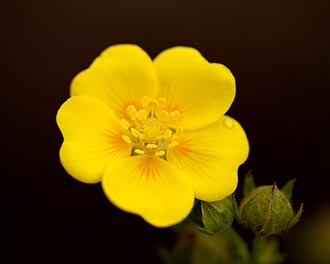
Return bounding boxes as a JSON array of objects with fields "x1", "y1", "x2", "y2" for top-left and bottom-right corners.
[{"x1": 5, "y1": 0, "x2": 330, "y2": 263}]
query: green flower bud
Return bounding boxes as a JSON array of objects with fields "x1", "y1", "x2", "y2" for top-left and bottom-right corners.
[
  {"x1": 238, "y1": 184, "x2": 302, "y2": 236},
  {"x1": 189, "y1": 195, "x2": 237, "y2": 235}
]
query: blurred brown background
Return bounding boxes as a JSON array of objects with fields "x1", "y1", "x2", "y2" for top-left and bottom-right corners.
[{"x1": 4, "y1": 0, "x2": 330, "y2": 263}]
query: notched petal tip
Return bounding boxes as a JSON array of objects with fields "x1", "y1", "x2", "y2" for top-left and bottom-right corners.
[
  {"x1": 69, "y1": 44, "x2": 159, "y2": 118},
  {"x1": 59, "y1": 143, "x2": 103, "y2": 184},
  {"x1": 154, "y1": 46, "x2": 208, "y2": 64},
  {"x1": 167, "y1": 116, "x2": 249, "y2": 202},
  {"x1": 154, "y1": 47, "x2": 237, "y2": 131},
  {"x1": 57, "y1": 96, "x2": 132, "y2": 184},
  {"x1": 102, "y1": 155, "x2": 194, "y2": 227}
]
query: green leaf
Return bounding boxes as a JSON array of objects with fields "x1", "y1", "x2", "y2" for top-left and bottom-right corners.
[
  {"x1": 281, "y1": 179, "x2": 297, "y2": 201},
  {"x1": 243, "y1": 169, "x2": 256, "y2": 198}
]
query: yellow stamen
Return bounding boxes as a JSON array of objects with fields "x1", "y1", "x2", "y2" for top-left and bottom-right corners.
[
  {"x1": 159, "y1": 110, "x2": 169, "y2": 122},
  {"x1": 141, "y1": 96, "x2": 150, "y2": 108},
  {"x1": 168, "y1": 141, "x2": 179, "y2": 148},
  {"x1": 149, "y1": 100, "x2": 159, "y2": 109},
  {"x1": 176, "y1": 127, "x2": 184, "y2": 134},
  {"x1": 158, "y1": 98, "x2": 167, "y2": 108},
  {"x1": 155, "y1": 150, "x2": 166, "y2": 157},
  {"x1": 146, "y1": 143, "x2": 158, "y2": 149},
  {"x1": 130, "y1": 128, "x2": 141, "y2": 138},
  {"x1": 121, "y1": 135, "x2": 132, "y2": 144},
  {"x1": 164, "y1": 129, "x2": 172, "y2": 139},
  {"x1": 156, "y1": 135, "x2": 165, "y2": 141},
  {"x1": 134, "y1": 149, "x2": 145, "y2": 155},
  {"x1": 127, "y1": 105, "x2": 137, "y2": 120},
  {"x1": 137, "y1": 109, "x2": 148, "y2": 121},
  {"x1": 121, "y1": 119, "x2": 131, "y2": 130},
  {"x1": 170, "y1": 111, "x2": 181, "y2": 122},
  {"x1": 124, "y1": 96, "x2": 184, "y2": 157}
]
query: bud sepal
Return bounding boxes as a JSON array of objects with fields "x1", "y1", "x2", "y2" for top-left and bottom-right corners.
[{"x1": 189, "y1": 195, "x2": 237, "y2": 235}]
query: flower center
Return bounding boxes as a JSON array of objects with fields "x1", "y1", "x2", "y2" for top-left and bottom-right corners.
[{"x1": 121, "y1": 96, "x2": 182, "y2": 158}]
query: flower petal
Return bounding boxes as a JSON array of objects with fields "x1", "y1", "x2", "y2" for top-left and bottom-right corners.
[
  {"x1": 167, "y1": 116, "x2": 249, "y2": 201},
  {"x1": 154, "y1": 47, "x2": 235, "y2": 130},
  {"x1": 71, "y1": 44, "x2": 158, "y2": 119},
  {"x1": 57, "y1": 96, "x2": 131, "y2": 183},
  {"x1": 102, "y1": 155, "x2": 194, "y2": 227}
]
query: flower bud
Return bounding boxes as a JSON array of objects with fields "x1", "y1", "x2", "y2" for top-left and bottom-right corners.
[
  {"x1": 189, "y1": 195, "x2": 237, "y2": 235},
  {"x1": 238, "y1": 184, "x2": 302, "y2": 236}
]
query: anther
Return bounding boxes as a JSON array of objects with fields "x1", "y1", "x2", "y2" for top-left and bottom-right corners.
[
  {"x1": 134, "y1": 149, "x2": 145, "y2": 155},
  {"x1": 170, "y1": 111, "x2": 181, "y2": 122},
  {"x1": 159, "y1": 110, "x2": 169, "y2": 122},
  {"x1": 137, "y1": 109, "x2": 148, "y2": 121},
  {"x1": 121, "y1": 135, "x2": 132, "y2": 144},
  {"x1": 176, "y1": 127, "x2": 184, "y2": 134},
  {"x1": 127, "y1": 105, "x2": 137, "y2": 120},
  {"x1": 121, "y1": 119, "x2": 131, "y2": 130},
  {"x1": 156, "y1": 135, "x2": 165, "y2": 141},
  {"x1": 158, "y1": 98, "x2": 167, "y2": 108},
  {"x1": 141, "y1": 96, "x2": 150, "y2": 108},
  {"x1": 146, "y1": 143, "x2": 158, "y2": 149},
  {"x1": 168, "y1": 141, "x2": 179, "y2": 148},
  {"x1": 164, "y1": 129, "x2": 172, "y2": 139},
  {"x1": 155, "y1": 150, "x2": 166, "y2": 157},
  {"x1": 130, "y1": 128, "x2": 141, "y2": 138},
  {"x1": 148, "y1": 100, "x2": 159, "y2": 109}
]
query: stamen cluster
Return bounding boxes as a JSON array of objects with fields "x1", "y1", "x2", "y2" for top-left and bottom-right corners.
[{"x1": 121, "y1": 96, "x2": 182, "y2": 157}]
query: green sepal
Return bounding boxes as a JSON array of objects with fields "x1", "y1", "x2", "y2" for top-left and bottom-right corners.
[
  {"x1": 189, "y1": 195, "x2": 237, "y2": 235},
  {"x1": 289, "y1": 203, "x2": 303, "y2": 228},
  {"x1": 243, "y1": 169, "x2": 256, "y2": 198},
  {"x1": 281, "y1": 179, "x2": 296, "y2": 201},
  {"x1": 188, "y1": 199, "x2": 203, "y2": 226}
]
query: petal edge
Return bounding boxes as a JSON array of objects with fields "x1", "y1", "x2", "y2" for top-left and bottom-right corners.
[
  {"x1": 167, "y1": 116, "x2": 249, "y2": 201},
  {"x1": 154, "y1": 47, "x2": 236, "y2": 130},
  {"x1": 71, "y1": 44, "x2": 158, "y2": 119},
  {"x1": 102, "y1": 155, "x2": 194, "y2": 227},
  {"x1": 57, "y1": 96, "x2": 132, "y2": 183}
]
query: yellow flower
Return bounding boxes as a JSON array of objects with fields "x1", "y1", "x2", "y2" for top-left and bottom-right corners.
[{"x1": 56, "y1": 44, "x2": 249, "y2": 227}]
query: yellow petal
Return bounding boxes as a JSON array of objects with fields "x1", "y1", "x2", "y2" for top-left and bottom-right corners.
[
  {"x1": 154, "y1": 47, "x2": 235, "y2": 131},
  {"x1": 167, "y1": 116, "x2": 249, "y2": 201},
  {"x1": 71, "y1": 44, "x2": 158, "y2": 119},
  {"x1": 102, "y1": 155, "x2": 194, "y2": 227},
  {"x1": 57, "y1": 96, "x2": 131, "y2": 183}
]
